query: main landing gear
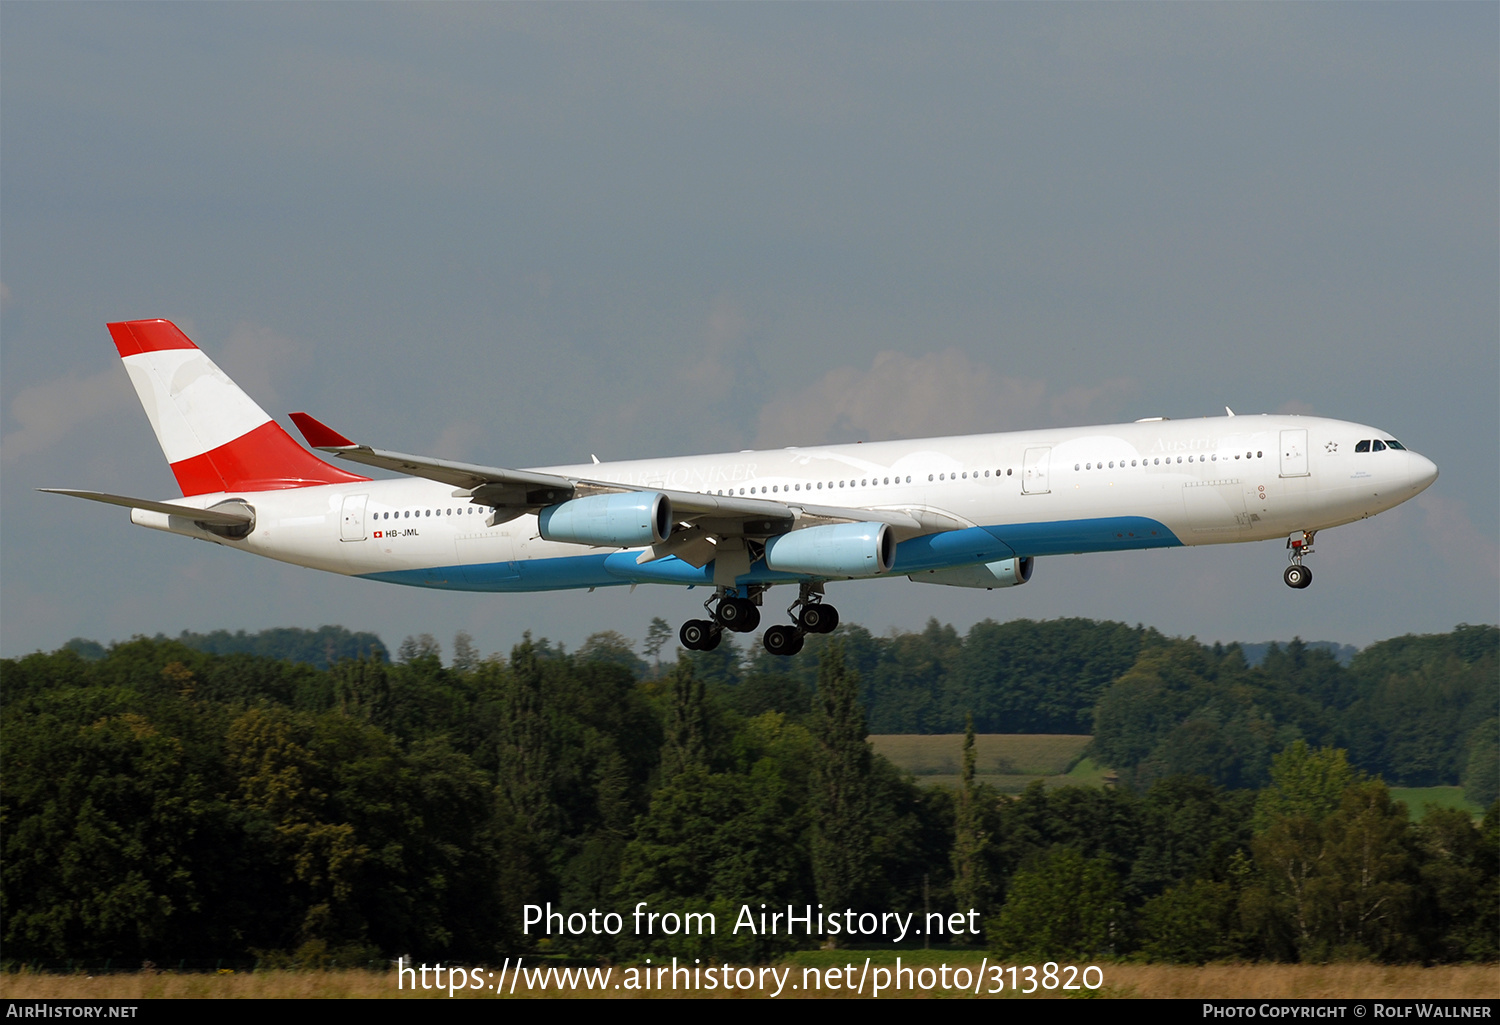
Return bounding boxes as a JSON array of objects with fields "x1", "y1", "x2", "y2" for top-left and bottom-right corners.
[
  {"x1": 1283, "y1": 530, "x2": 1316, "y2": 589},
  {"x1": 679, "y1": 586, "x2": 764, "y2": 652},
  {"x1": 761, "y1": 583, "x2": 840, "y2": 657},
  {"x1": 677, "y1": 582, "x2": 841, "y2": 656}
]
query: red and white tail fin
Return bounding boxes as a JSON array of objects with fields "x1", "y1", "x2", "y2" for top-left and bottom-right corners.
[{"x1": 109, "y1": 319, "x2": 370, "y2": 496}]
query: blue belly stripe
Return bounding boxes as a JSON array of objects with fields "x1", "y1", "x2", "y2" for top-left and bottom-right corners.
[{"x1": 356, "y1": 516, "x2": 1182, "y2": 591}]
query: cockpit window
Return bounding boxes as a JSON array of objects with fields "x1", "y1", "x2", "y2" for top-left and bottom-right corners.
[
  {"x1": 1385, "y1": 439, "x2": 1405, "y2": 450},
  {"x1": 1355, "y1": 440, "x2": 1371, "y2": 453},
  {"x1": 1372, "y1": 440, "x2": 1386, "y2": 452}
]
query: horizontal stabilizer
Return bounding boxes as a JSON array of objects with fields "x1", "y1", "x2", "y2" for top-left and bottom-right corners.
[{"x1": 38, "y1": 489, "x2": 254, "y2": 526}]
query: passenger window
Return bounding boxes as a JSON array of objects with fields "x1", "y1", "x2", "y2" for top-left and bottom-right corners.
[{"x1": 1355, "y1": 440, "x2": 1371, "y2": 453}]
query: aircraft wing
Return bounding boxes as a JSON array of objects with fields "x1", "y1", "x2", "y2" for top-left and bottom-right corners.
[{"x1": 289, "y1": 412, "x2": 937, "y2": 559}]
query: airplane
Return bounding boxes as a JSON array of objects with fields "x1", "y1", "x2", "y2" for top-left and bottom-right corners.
[{"x1": 44, "y1": 319, "x2": 1440, "y2": 657}]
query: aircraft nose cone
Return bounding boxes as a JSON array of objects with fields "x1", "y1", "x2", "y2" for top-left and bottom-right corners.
[{"x1": 1409, "y1": 453, "x2": 1438, "y2": 493}]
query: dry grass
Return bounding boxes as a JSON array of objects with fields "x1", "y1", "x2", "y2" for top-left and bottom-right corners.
[
  {"x1": 3, "y1": 962, "x2": 1495, "y2": 1000},
  {"x1": 872, "y1": 734, "x2": 1091, "y2": 777}
]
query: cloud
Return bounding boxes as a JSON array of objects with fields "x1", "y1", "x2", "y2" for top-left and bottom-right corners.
[
  {"x1": 215, "y1": 321, "x2": 303, "y2": 407},
  {"x1": 432, "y1": 420, "x2": 484, "y2": 461},
  {"x1": 754, "y1": 349, "x2": 1136, "y2": 446},
  {"x1": 676, "y1": 295, "x2": 751, "y2": 401},
  {"x1": 1, "y1": 367, "x2": 133, "y2": 461},
  {"x1": 1416, "y1": 493, "x2": 1500, "y2": 585}
]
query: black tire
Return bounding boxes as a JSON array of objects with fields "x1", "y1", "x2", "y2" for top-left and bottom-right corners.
[
  {"x1": 680, "y1": 619, "x2": 711, "y2": 650},
  {"x1": 700, "y1": 625, "x2": 723, "y2": 651},
  {"x1": 763, "y1": 624, "x2": 802, "y2": 656},
  {"x1": 1283, "y1": 565, "x2": 1312, "y2": 589},
  {"x1": 800, "y1": 604, "x2": 839, "y2": 634},
  {"x1": 717, "y1": 597, "x2": 760, "y2": 633}
]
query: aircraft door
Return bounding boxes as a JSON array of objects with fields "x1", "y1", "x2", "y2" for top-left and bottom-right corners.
[
  {"x1": 1022, "y1": 447, "x2": 1052, "y2": 494},
  {"x1": 340, "y1": 494, "x2": 368, "y2": 541},
  {"x1": 1279, "y1": 430, "x2": 1309, "y2": 478}
]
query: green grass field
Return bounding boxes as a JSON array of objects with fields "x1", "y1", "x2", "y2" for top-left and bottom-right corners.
[
  {"x1": 871, "y1": 735, "x2": 1102, "y2": 792},
  {"x1": 1389, "y1": 786, "x2": 1485, "y2": 819}
]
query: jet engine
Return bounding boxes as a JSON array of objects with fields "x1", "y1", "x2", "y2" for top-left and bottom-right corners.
[
  {"x1": 538, "y1": 492, "x2": 672, "y2": 547},
  {"x1": 763, "y1": 522, "x2": 895, "y2": 577}
]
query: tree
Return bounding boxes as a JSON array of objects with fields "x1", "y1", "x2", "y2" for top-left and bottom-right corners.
[
  {"x1": 496, "y1": 637, "x2": 557, "y2": 854},
  {"x1": 397, "y1": 633, "x2": 441, "y2": 664},
  {"x1": 1253, "y1": 741, "x2": 1356, "y2": 833},
  {"x1": 332, "y1": 656, "x2": 390, "y2": 728},
  {"x1": 642, "y1": 617, "x2": 673, "y2": 675},
  {"x1": 1138, "y1": 878, "x2": 1241, "y2": 963},
  {"x1": 451, "y1": 631, "x2": 480, "y2": 673},
  {"x1": 988, "y1": 847, "x2": 1123, "y2": 960},
  {"x1": 1461, "y1": 719, "x2": 1498, "y2": 808},
  {"x1": 577, "y1": 631, "x2": 645, "y2": 676},
  {"x1": 1307, "y1": 781, "x2": 1414, "y2": 960},
  {"x1": 951, "y1": 714, "x2": 994, "y2": 917},
  {"x1": 661, "y1": 659, "x2": 708, "y2": 778},
  {"x1": 1243, "y1": 778, "x2": 1415, "y2": 962},
  {"x1": 810, "y1": 643, "x2": 881, "y2": 933}
]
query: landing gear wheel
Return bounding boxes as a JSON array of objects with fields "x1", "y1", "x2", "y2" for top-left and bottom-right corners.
[
  {"x1": 716, "y1": 597, "x2": 760, "y2": 632},
  {"x1": 680, "y1": 619, "x2": 718, "y2": 650},
  {"x1": 1283, "y1": 565, "x2": 1312, "y2": 589},
  {"x1": 799, "y1": 604, "x2": 839, "y2": 634},
  {"x1": 763, "y1": 624, "x2": 804, "y2": 657}
]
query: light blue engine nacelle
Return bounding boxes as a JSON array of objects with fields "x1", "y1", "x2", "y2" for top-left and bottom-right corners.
[
  {"x1": 538, "y1": 492, "x2": 672, "y2": 547},
  {"x1": 763, "y1": 522, "x2": 895, "y2": 578},
  {"x1": 908, "y1": 556, "x2": 1034, "y2": 589}
]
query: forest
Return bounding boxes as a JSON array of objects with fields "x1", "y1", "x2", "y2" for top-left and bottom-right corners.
[{"x1": 3, "y1": 618, "x2": 1495, "y2": 967}]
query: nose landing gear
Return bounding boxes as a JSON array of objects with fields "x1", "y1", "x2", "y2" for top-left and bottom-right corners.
[{"x1": 1284, "y1": 531, "x2": 1315, "y2": 589}]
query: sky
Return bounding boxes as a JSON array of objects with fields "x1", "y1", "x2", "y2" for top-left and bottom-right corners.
[{"x1": 3, "y1": 3, "x2": 1496, "y2": 663}]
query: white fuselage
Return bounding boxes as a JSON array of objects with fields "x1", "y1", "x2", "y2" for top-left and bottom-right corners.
[{"x1": 130, "y1": 413, "x2": 1438, "y2": 593}]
